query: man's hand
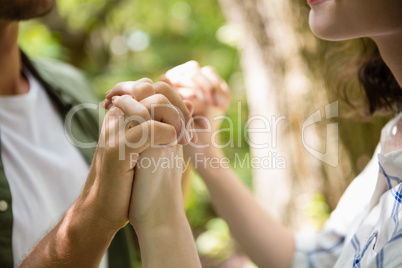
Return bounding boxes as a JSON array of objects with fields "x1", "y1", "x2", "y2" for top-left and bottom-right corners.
[
  {"x1": 104, "y1": 80, "x2": 192, "y2": 231},
  {"x1": 80, "y1": 101, "x2": 179, "y2": 230},
  {"x1": 103, "y1": 78, "x2": 196, "y2": 144},
  {"x1": 103, "y1": 79, "x2": 202, "y2": 268},
  {"x1": 82, "y1": 79, "x2": 194, "y2": 230},
  {"x1": 21, "y1": 80, "x2": 195, "y2": 268}
]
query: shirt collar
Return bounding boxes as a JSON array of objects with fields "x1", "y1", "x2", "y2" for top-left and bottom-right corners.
[{"x1": 378, "y1": 150, "x2": 402, "y2": 190}]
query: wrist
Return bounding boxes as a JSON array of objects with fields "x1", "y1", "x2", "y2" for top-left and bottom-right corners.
[
  {"x1": 132, "y1": 198, "x2": 187, "y2": 232},
  {"x1": 135, "y1": 214, "x2": 201, "y2": 268},
  {"x1": 36, "y1": 198, "x2": 119, "y2": 266},
  {"x1": 69, "y1": 196, "x2": 122, "y2": 239},
  {"x1": 184, "y1": 145, "x2": 229, "y2": 175},
  {"x1": 135, "y1": 212, "x2": 191, "y2": 249}
]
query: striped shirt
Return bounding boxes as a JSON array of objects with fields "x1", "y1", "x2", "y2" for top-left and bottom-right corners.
[{"x1": 292, "y1": 113, "x2": 402, "y2": 268}]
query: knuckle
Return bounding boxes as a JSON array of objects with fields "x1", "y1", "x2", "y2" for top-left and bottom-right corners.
[
  {"x1": 169, "y1": 125, "x2": 178, "y2": 139},
  {"x1": 114, "y1": 82, "x2": 124, "y2": 89},
  {"x1": 115, "y1": 81, "x2": 134, "y2": 92},
  {"x1": 137, "y1": 103, "x2": 148, "y2": 114},
  {"x1": 178, "y1": 105, "x2": 190, "y2": 119},
  {"x1": 138, "y1": 82, "x2": 155, "y2": 94},
  {"x1": 168, "y1": 104, "x2": 182, "y2": 120},
  {"x1": 165, "y1": 124, "x2": 177, "y2": 140},
  {"x1": 189, "y1": 60, "x2": 200, "y2": 69},
  {"x1": 154, "y1": 93, "x2": 169, "y2": 104},
  {"x1": 139, "y1": 77, "x2": 153, "y2": 84},
  {"x1": 127, "y1": 107, "x2": 149, "y2": 123},
  {"x1": 146, "y1": 121, "x2": 154, "y2": 138},
  {"x1": 203, "y1": 65, "x2": 216, "y2": 73},
  {"x1": 175, "y1": 116, "x2": 184, "y2": 131},
  {"x1": 138, "y1": 106, "x2": 151, "y2": 120},
  {"x1": 168, "y1": 106, "x2": 181, "y2": 121},
  {"x1": 206, "y1": 84, "x2": 215, "y2": 93},
  {"x1": 115, "y1": 95, "x2": 130, "y2": 106},
  {"x1": 120, "y1": 94, "x2": 132, "y2": 101},
  {"x1": 154, "y1": 81, "x2": 173, "y2": 94}
]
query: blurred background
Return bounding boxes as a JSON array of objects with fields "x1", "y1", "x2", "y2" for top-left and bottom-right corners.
[{"x1": 19, "y1": 0, "x2": 392, "y2": 267}]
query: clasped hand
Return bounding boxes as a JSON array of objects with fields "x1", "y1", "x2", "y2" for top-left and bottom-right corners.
[
  {"x1": 80, "y1": 78, "x2": 196, "y2": 235},
  {"x1": 82, "y1": 61, "x2": 230, "y2": 238}
]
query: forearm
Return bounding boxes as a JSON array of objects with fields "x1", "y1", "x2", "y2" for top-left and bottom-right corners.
[
  {"x1": 136, "y1": 213, "x2": 201, "y2": 268},
  {"x1": 20, "y1": 198, "x2": 118, "y2": 268},
  {"x1": 190, "y1": 148, "x2": 295, "y2": 268},
  {"x1": 130, "y1": 146, "x2": 201, "y2": 268}
]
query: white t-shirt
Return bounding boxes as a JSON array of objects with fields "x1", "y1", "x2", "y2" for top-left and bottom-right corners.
[{"x1": 0, "y1": 70, "x2": 107, "y2": 267}]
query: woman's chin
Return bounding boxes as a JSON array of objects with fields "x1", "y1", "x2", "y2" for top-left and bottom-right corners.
[
  {"x1": 310, "y1": 27, "x2": 345, "y2": 41},
  {"x1": 309, "y1": 16, "x2": 355, "y2": 41}
]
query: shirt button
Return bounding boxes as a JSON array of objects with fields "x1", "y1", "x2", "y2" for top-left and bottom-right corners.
[{"x1": 0, "y1": 200, "x2": 8, "y2": 212}]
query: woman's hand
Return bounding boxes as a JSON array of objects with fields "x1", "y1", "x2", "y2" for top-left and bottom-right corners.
[{"x1": 163, "y1": 61, "x2": 231, "y2": 157}]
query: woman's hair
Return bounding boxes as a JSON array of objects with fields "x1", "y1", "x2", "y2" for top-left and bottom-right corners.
[
  {"x1": 357, "y1": 40, "x2": 402, "y2": 115},
  {"x1": 335, "y1": 39, "x2": 402, "y2": 116}
]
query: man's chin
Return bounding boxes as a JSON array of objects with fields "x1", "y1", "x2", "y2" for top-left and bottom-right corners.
[{"x1": 0, "y1": 0, "x2": 55, "y2": 21}]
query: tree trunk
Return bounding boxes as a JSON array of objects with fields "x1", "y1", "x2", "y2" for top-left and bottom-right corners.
[{"x1": 218, "y1": 0, "x2": 388, "y2": 229}]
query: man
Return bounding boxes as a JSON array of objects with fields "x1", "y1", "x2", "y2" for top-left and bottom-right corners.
[{"x1": 0, "y1": 1, "x2": 201, "y2": 267}]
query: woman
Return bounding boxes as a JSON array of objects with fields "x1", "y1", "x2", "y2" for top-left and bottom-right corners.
[{"x1": 105, "y1": 0, "x2": 402, "y2": 267}]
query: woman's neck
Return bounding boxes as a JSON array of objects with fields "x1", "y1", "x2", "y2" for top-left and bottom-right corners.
[
  {"x1": 374, "y1": 32, "x2": 402, "y2": 89},
  {"x1": 0, "y1": 20, "x2": 29, "y2": 96}
]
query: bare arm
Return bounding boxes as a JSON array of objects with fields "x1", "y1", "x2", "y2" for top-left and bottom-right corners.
[
  {"x1": 187, "y1": 146, "x2": 294, "y2": 268},
  {"x1": 20, "y1": 195, "x2": 117, "y2": 268},
  {"x1": 21, "y1": 80, "x2": 193, "y2": 267},
  {"x1": 130, "y1": 147, "x2": 201, "y2": 268},
  {"x1": 166, "y1": 61, "x2": 295, "y2": 268},
  {"x1": 20, "y1": 109, "x2": 133, "y2": 267}
]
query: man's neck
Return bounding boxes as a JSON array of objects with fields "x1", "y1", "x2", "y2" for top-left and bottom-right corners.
[{"x1": 0, "y1": 20, "x2": 29, "y2": 96}]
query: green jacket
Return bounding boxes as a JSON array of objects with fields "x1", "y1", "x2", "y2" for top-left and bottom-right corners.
[{"x1": 0, "y1": 52, "x2": 138, "y2": 267}]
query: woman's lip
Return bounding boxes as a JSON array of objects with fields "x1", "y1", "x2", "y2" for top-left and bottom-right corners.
[{"x1": 307, "y1": 0, "x2": 327, "y2": 4}]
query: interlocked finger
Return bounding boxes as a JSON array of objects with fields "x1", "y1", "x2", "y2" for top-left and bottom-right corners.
[
  {"x1": 153, "y1": 82, "x2": 193, "y2": 133},
  {"x1": 103, "y1": 79, "x2": 155, "y2": 109},
  {"x1": 200, "y1": 66, "x2": 230, "y2": 109},
  {"x1": 111, "y1": 95, "x2": 151, "y2": 129},
  {"x1": 140, "y1": 94, "x2": 189, "y2": 144},
  {"x1": 124, "y1": 120, "x2": 178, "y2": 154}
]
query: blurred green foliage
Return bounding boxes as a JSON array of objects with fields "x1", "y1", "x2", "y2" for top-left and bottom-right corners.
[
  {"x1": 19, "y1": 0, "x2": 253, "y2": 265},
  {"x1": 20, "y1": 0, "x2": 240, "y2": 95},
  {"x1": 196, "y1": 217, "x2": 233, "y2": 264},
  {"x1": 304, "y1": 193, "x2": 330, "y2": 230}
]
